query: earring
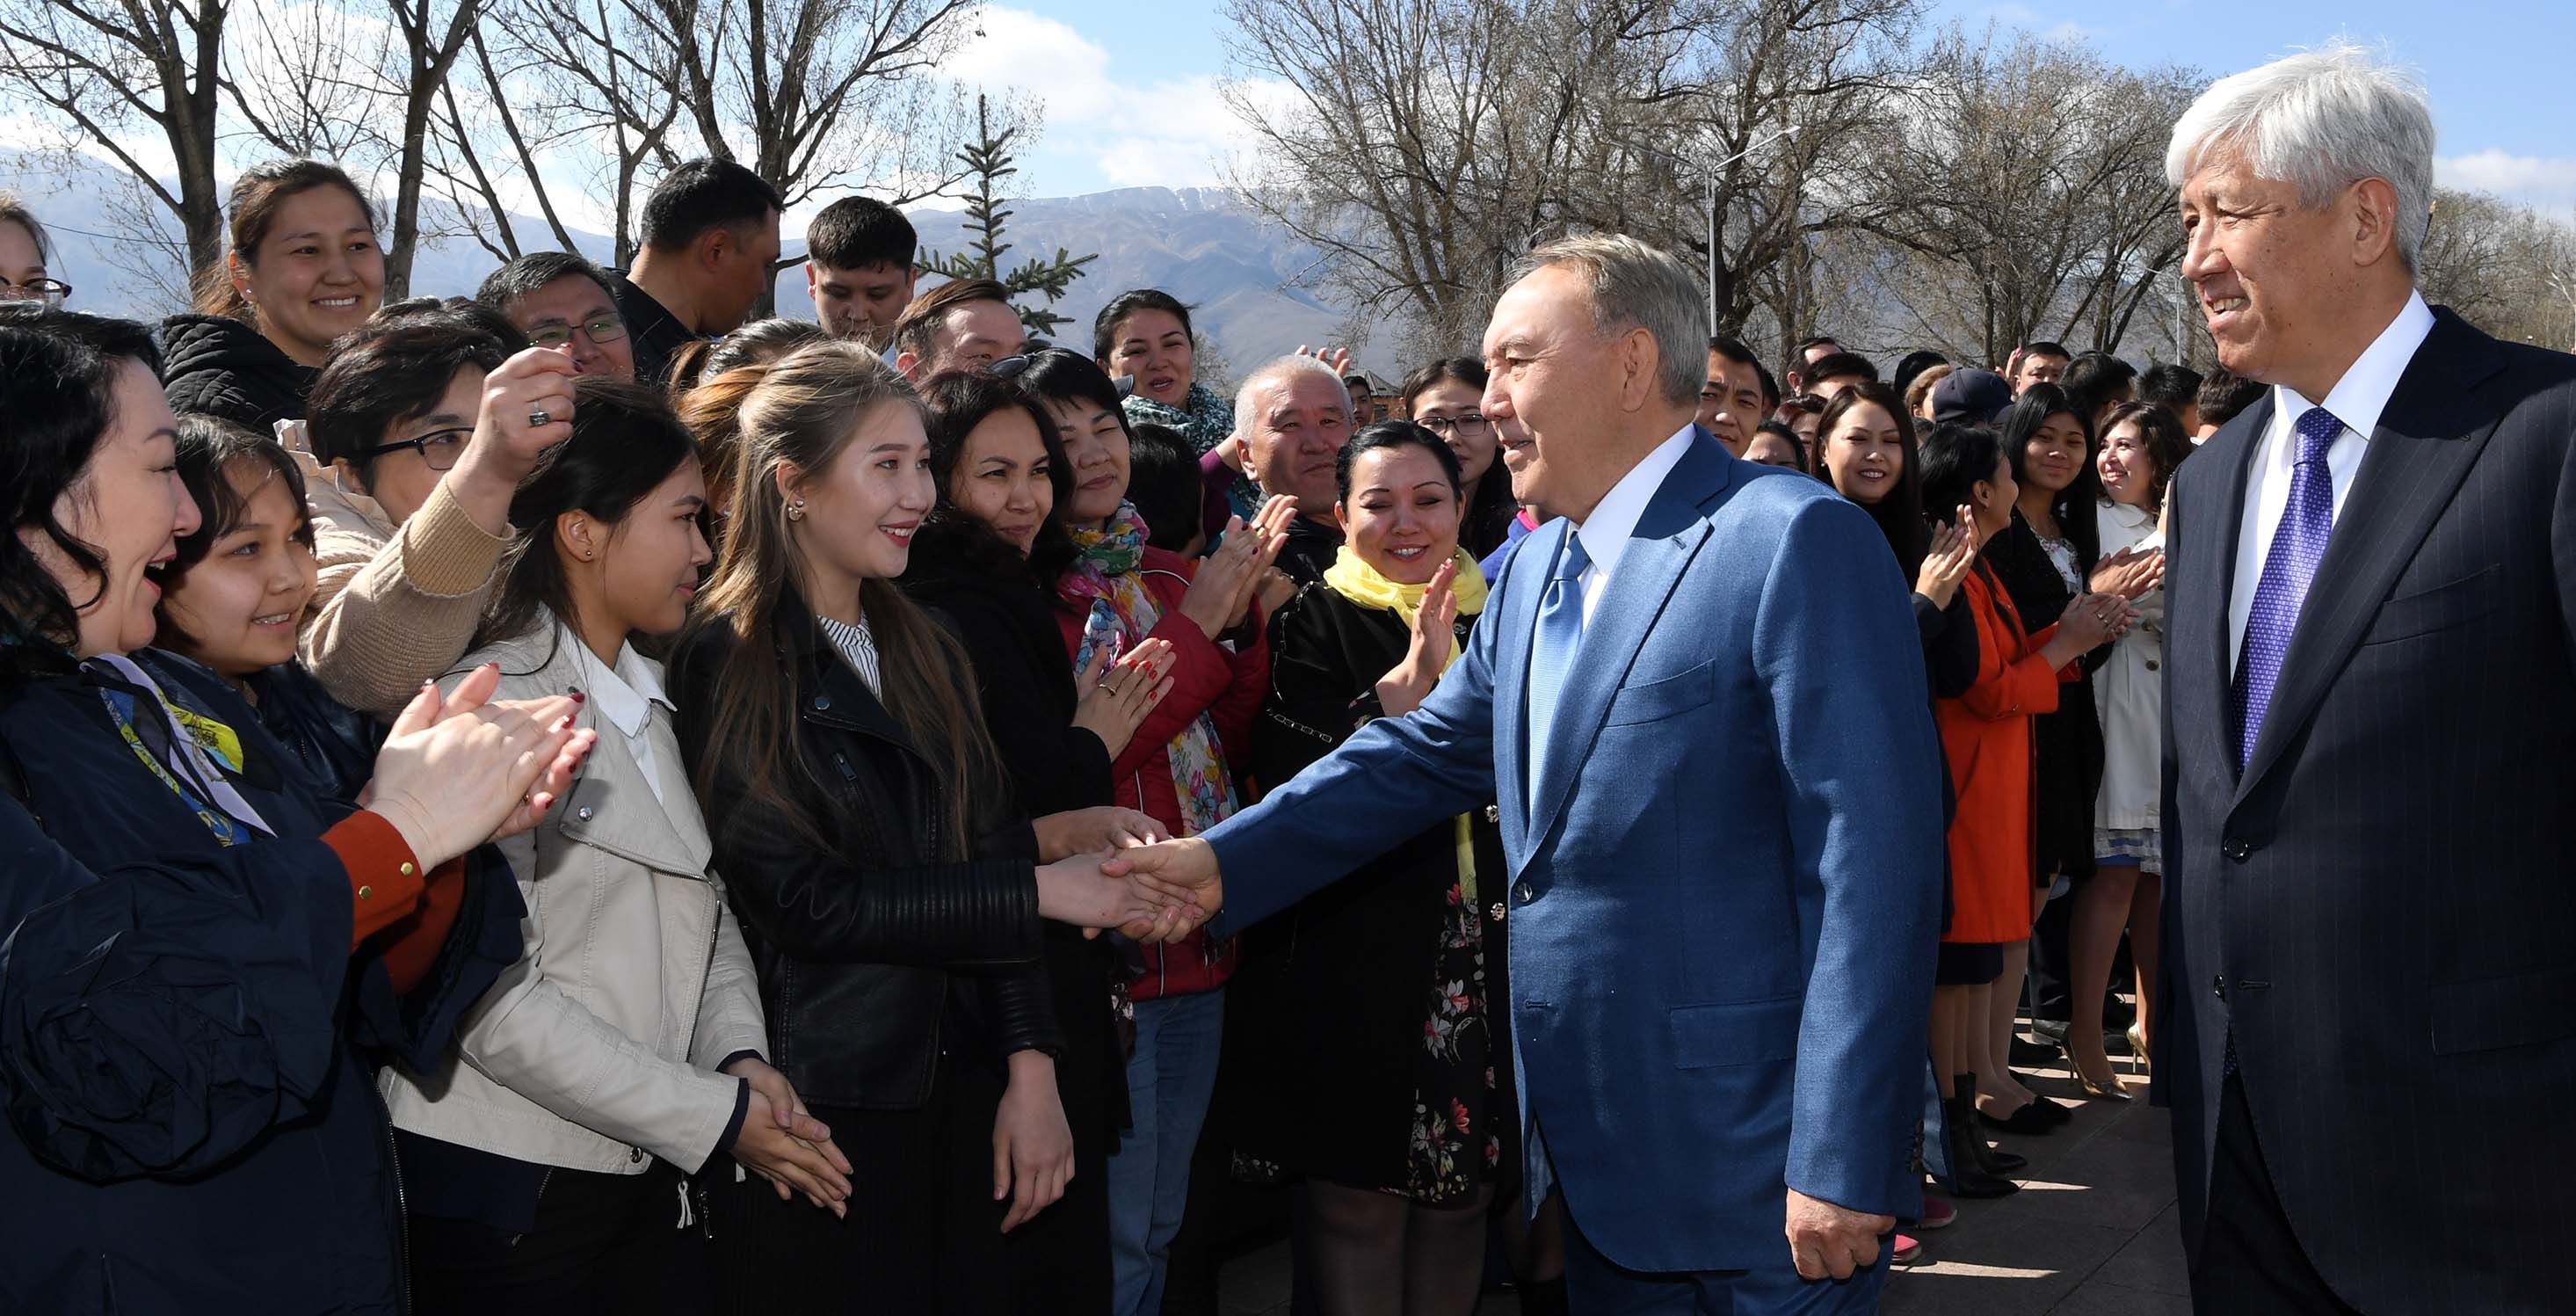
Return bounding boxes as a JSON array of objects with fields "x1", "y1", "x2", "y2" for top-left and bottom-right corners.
[
  {"x1": 581, "y1": 549, "x2": 594, "y2": 561},
  {"x1": 787, "y1": 498, "x2": 808, "y2": 522}
]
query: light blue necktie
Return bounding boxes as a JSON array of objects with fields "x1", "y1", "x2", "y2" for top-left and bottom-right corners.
[
  {"x1": 1524, "y1": 531, "x2": 1592, "y2": 808},
  {"x1": 2232, "y1": 406, "x2": 2343, "y2": 769}
]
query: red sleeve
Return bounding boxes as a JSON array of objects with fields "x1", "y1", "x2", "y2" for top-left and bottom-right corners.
[
  {"x1": 1956, "y1": 585, "x2": 2064, "y2": 722},
  {"x1": 320, "y1": 811, "x2": 428, "y2": 949},
  {"x1": 372, "y1": 857, "x2": 468, "y2": 994},
  {"x1": 1208, "y1": 601, "x2": 1270, "y2": 770}
]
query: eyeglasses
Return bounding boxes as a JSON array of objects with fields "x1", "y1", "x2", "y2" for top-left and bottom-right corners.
[
  {"x1": 1415, "y1": 414, "x2": 1490, "y2": 437},
  {"x1": 362, "y1": 426, "x2": 472, "y2": 471},
  {"x1": 526, "y1": 316, "x2": 628, "y2": 351},
  {"x1": 0, "y1": 277, "x2": 73, "y2": 309}
]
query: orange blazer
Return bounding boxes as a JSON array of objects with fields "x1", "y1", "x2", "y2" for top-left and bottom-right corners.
[{"x1": 1936, "y1": 566, "x2": 2073, "y2": 943}]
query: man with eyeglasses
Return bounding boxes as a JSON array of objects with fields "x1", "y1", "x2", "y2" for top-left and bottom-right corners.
[{"x1": 475, "y1": 252, "x2": 636, "y2": 381}]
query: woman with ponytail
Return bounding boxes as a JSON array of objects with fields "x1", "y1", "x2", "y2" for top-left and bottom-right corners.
[
  {"x1": 664, "y1": 341, "x2": 1194, "y2": 1307},
  {"x1": 162, "y1": 160, "x2": 386, "y2": 429}
]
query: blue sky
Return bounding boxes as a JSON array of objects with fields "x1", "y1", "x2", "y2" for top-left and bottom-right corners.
[{"x1": 958, "y1": 0, "x2": 2576, "y2": 215}]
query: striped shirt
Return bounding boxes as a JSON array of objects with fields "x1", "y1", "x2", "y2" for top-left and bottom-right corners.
[{"x1": 816, "y1": 612, "x2": 883, "y2": 697}]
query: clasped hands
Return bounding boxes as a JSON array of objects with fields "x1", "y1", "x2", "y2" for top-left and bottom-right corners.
[{"x1": 1029, "y1": 810, "x2": 1226, "y2": 944}]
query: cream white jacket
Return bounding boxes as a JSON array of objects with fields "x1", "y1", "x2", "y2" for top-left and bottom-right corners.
[{"x1": 380, "y1": 622, "x2": 768, "y2": 1174}]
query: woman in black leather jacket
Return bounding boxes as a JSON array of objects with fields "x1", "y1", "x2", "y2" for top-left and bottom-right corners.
[{"x1": 666, "y1": 341, "x2": 1194, "y2": 1310}]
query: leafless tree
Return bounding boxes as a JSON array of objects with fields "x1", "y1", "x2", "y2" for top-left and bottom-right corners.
[{"x1": 0, "y1": 0, "x2": 231, "y2": 289}]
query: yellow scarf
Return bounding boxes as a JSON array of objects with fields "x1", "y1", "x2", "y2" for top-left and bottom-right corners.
[{"x1": 1321, "y1": 545, "x2": 1491, "y2": 897}]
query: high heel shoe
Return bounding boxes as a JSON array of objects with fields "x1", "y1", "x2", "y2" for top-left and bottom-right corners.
[
  {"x1": 2072, "y1": 1066, "x2": 2133, "y2": 1102},
  {"x1": 2129, "y1": 1022, "x2": 2151, "y2": 1073}
]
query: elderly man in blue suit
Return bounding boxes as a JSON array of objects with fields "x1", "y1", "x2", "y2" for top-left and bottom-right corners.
[{"x1": 1118, "y1": 235, "x2": 1943, "y2": 1312}]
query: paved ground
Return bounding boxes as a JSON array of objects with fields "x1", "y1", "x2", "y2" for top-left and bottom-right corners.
[{"x1": 1216, "y1": 1033, "x2": 2182, "y2": 1314}]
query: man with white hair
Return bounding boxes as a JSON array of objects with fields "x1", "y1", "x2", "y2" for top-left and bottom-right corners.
[
  {"x1": 1227, "y1": 354, "x2": 1355, "y2": 585},
  {"x1": 1117, "y1": 236, "x2": 1942, "y2": 1312},
  {"x1": 2159, "y1": 42, "x2": 2576, "y2": 1315}
]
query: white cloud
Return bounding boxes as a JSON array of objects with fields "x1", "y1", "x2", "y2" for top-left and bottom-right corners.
[
  {"x1": 2437, "y1": 149, "x2": 2576, "y2": 213},
  {"x1": 944, "y1": 7, "x2": 1291, "y2": 195}
]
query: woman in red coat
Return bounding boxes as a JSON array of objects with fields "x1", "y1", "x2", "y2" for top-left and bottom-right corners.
[
  {"x1": 1015, "y1": 349, "x2": 1292, "y2": 1314},
  {"x1": 1919, "y1": 423, "x2": 2127, "y2": 1167}
]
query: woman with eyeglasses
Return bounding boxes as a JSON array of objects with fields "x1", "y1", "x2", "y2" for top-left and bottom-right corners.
[
  {"x1": 0, "y1": 193, "x2": 70, "y2": 309},
  {"x1": 162, "y1": 160, "x2": 386, "y2": 432},
  {"x1": 287, "y1": 310, "x2": 585, "y2": 716},
  {"x1": 1398, "y1": 359, "x2": 1518, "y2": 561}
]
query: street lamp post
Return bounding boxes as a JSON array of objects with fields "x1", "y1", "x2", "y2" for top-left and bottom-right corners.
[{"x1": 1615, "y1": 126, "x2": 1801, "y2": 337}]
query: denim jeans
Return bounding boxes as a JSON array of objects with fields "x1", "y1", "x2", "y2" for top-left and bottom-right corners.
[{"x1": 1106, "y1": 988, "x2": 1225, "y2": 1316}]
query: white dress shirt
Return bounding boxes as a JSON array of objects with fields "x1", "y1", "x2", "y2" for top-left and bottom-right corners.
[
  {"x1": 569, "y1": 629, "x2": 676, "y2": 804},
  {"x1": 1566, "y1": 423, "x2": 1700, "y2": 629},
  {"x1": 2226, "y1": 292, "x2": 2435, "y2": 671}
]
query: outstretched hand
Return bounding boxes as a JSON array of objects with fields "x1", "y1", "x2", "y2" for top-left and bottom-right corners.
[{"x1": 1103, "y1": 838, "x2": 1223, "y2": 941}]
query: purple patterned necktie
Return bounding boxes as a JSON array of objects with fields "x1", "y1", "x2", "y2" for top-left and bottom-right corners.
[{"x1": 2232, "y1": 405, "x2": 2344, "y2": 767}]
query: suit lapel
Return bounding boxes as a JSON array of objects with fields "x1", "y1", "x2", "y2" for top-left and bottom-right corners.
[
  {"x1": 1492, "y1": 520, "x2": 1558, "y2": 863},
  {"x1": 2233, "y1": 311, "x2": 2507, "y2": 803},
  {"x1": 1523, "y1": 434, "x2": 1728, "y2": 855}
]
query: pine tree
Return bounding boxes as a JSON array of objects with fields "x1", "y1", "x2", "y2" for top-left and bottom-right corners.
[{"x1": 919, "y1": 95, "x2": 1099, "y2": 340}]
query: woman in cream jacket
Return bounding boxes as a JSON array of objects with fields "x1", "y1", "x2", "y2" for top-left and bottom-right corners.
[{"x1": 379, "y1": 380, "x2": 851, "y2": 1312}]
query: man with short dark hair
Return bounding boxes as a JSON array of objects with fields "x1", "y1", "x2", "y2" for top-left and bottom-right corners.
[
  {"x1": 2138, "y1": 362, "x2": 2205, "y2": 433},
  {"x1": 805, "y1": 196, "x2": 918, "y2": 349},
  {"x1": 1700, "y1": 334, "x2": 1767, "y2": 454},
  {"x1": 613, "y1": 159, "x2": 783, "y2": 385},
  {"x1": 1344, "y1": 374, "x2": 1375, "y2": 425},
  {"x1": 474, "y1": 252, "x2": 634, "y2": 381},
  {"x1": 2191, "y1": 365, "x2": 2265, "y2": 440},
  {"x1": 2058, "y1": 352, "x2": 2138, "y2": 429},
  {"x1": 889, "y1": 278, "x2": 1025, "y2": 380},
  {"x1": 2008, "y1": 340, "x2": 2071, "y2": 395},
  {"x1": 1802, "y1": 351, "x2": 1878, "y2": 403},
  {"x1": 1784, "y1": 334, "x2": 1842, "y2": 394}
]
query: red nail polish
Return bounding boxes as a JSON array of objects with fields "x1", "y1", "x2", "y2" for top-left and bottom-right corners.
[{"x1": 569, "y1": 690, "x2": 586, "y2": 703}]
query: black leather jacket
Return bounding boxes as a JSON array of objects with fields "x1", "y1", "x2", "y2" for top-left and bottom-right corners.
[{"x1": 667, "y1": 596, "x2": 1062, "y2": 1111}]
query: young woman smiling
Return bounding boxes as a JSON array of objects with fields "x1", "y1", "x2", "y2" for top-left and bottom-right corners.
[
  {"x1": 1226, "y1": 420, "x2": 1514, "y2": 1316},
  {"x1": 163, "y1": 160, "x2": 387, "y2": 430},
  {"x1": 1012, "y1": 347, "x2": 1290, "y2": 1316},
  {"x1": 385, "y1": 379, "x2": 851, "y2": 1312},
  {"x1": 666, "y1": 341, "x2": 1192, "y2": 1308},
  {"x1": 0, "y1": 308, "x2": 587, "y2": 1316},
  {"x1": 907, "y1": 369, "x2": 1184, "y2": 1312},
  {"x1": 148, "y1": 417, "x2": 377, "y2": 802},
  {"x1": 1399, "y1": 358, "x2": 1518, "y2": 560}
]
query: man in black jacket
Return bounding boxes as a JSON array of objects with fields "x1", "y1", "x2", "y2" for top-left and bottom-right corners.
[
  {"x1": 2160, "y1": 42, "x2": 2576, "y2": 1315},
  {"x1": 609, "y1": 159, "x2": 781, "y2": 385}
]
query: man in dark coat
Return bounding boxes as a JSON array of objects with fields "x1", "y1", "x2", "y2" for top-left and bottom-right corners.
[{"x1": 2160, "y1": 43, "x2": 2576, "y2": 1315}]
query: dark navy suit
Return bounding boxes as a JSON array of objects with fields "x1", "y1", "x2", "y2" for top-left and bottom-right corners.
[{"x1": 1206, "y1": 431, "x2": 1943, "y2": 1305}]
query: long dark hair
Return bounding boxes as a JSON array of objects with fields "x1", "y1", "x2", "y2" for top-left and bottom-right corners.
[
  {"x1": 913, "y1": 368, "x2": 1078, "y2": 586},
  {"x1": 1815, "y1": 382, "x2": 1930, "y2": 576},
  {"x1": 155, "y1": 415, "x2": 316, "y2": 653},
  {"x1": 2097, "y1": 400, "x2": 2194, "y2": 515},
  {"x1": 682, "y1": 341, "x2": 1003, "y2": 854},
  {"x1": 0, "y1": 308, "x2": 163, "y2": 672},
  {"x1": 483, "y1": 378, "x2": 702, "y2": 657},
  {"x1": 1918, "y1": 421, "x2": 2004, "y2": 529},
  {"x1": 667, "y1": 316, "x2": 831, "y2": 395},
  {"x1": 2000, "y1": 382, "x2": 2102, "y2": 567}
]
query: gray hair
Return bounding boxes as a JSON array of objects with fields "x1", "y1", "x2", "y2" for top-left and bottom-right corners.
[
  {"x1": 1506, "y1": 235, "x2": 1705, "y2": 409},
  {"x1": 2165, "y1": 41, "x2": 2435, "y2": 269},
  {"x1": 1234, "y1": 353, "x2": 1353, "y2": 431}
]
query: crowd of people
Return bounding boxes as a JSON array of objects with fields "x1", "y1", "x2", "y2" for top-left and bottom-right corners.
[{"x1": 0, "y1": 36, "x2": 2566, "y2": 1316}]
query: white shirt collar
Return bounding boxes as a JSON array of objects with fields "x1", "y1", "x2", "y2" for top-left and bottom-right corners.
[
  {"x1": 563, "y1": 624, "x2": 670, "y2": 740},
  {"x1": 1569, "y1": 423, "x2": 1699, "y2": 578},
  {"x1": 2272, "y1": 290, "x2": 2435, "y2": 440}
]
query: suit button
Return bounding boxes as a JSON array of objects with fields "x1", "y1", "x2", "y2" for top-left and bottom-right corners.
[
  {"x1": 2212, "y1": 975, "x2": 2228, "y2": 1000},
  {"x1": 1513, "y1": 883, "x2": 1536, "y2": 905},
  {"x1": 1484, "y1": 803, "x2": 1501, "y2": 824},
  {"x1": 2222, "y1": 838, "x2": 2252, "y2": 862},
  {"x1": 2144, "y1": 658, "x2": 2159, "y2": 672},
  {"x1": 813, "y1": 694, "x2": 831, "y2": 710},
  {"x1": 576, "y1": 806, "x2": 595, "y2": 821}
]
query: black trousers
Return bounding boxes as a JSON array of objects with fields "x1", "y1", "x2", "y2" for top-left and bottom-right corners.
[
  {"x1": 709, "y1": 1058, "x2": 1012, "y2": 1314},
  {"x1": 2189, "y1": 1072, "x2": 2362, "y2": 1316},
  {"x1": 409, "y1": 1160, "x2": 713, "y2": 1316}
]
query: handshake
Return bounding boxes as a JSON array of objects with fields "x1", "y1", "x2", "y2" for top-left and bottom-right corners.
[{"x1": 1028, "y1": 807, "x2": 1228, "y2": 943}]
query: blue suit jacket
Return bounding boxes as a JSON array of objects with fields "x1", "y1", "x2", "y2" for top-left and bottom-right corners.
[{"x1": 1207, "y1": 431, "x2": 1943, "y2": 1274}]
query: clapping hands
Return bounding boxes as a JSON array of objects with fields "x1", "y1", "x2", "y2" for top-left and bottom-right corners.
[
  {"x1": 1375, "y1": 558, "x2": 1460, "y2": 716},
  {"x1": 1912, "y1": 509, "x2": 1980, "y2": 610}
]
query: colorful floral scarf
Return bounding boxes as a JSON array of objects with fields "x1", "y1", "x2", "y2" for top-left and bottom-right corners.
[
  {"x1": 1063, "y1": 505, "x2": 1243, "y2": 837},
  {"x1": 1319, "y1": 545, "x2": 1490, "y2": 898},
  {"x1": 1126, "y1": 384, "x2": 1259, "y2": 522}
]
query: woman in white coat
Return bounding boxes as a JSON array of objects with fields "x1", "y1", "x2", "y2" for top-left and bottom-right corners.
[
  {"x1": 381, "y1": 379, "x2": 853, "y2": 1313},
  {"x1": 2065, "y1": 401, "x2": 2195, "y2": 1097}
]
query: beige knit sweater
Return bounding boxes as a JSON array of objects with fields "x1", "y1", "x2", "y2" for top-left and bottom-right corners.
[{"x1": 282, "y1": 420, "x2": 512, "y2": 716}]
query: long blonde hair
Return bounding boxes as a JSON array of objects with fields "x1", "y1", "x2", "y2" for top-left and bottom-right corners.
[{"x1": 683, "y1": 340, "x2": 1004, "y2": 854}]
